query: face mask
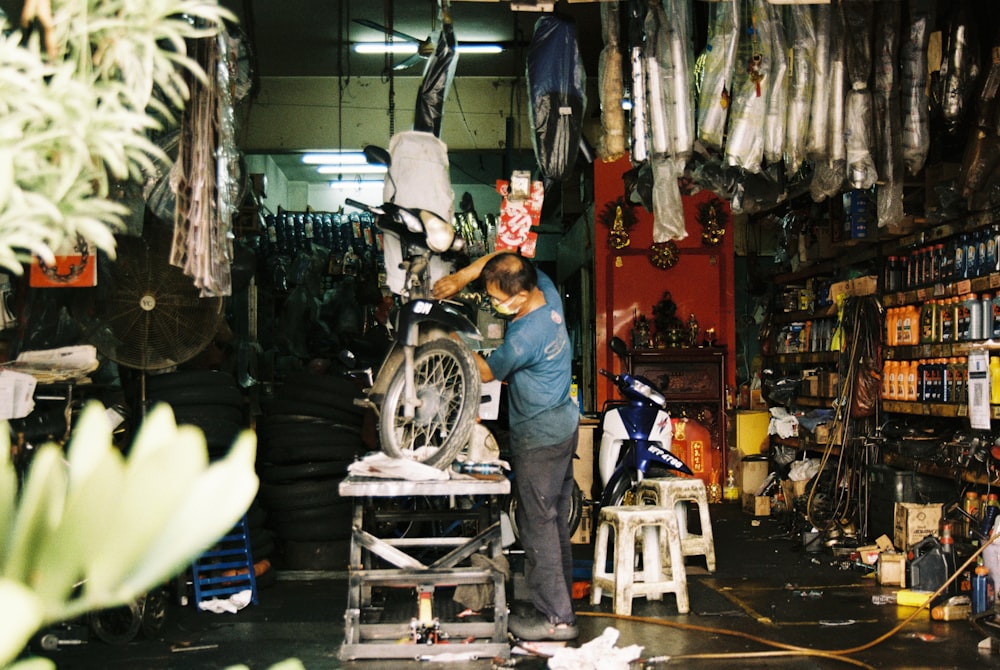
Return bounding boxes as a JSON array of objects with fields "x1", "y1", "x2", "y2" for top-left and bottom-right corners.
[{"x1": 491, "y1": 294, "x2": 521, "y2": 319}]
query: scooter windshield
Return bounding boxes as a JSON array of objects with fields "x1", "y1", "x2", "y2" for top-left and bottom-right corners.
[{"x1": 627, "y1": 377, "x2": 666, "y2": 407}]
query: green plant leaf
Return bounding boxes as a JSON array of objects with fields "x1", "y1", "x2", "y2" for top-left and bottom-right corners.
[{"x1": 0, "y1": 579, "x2": 44, "y2": 668}]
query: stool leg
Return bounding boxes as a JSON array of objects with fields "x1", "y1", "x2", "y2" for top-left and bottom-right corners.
[
  {"x1": 641, "y1": 523, "x2": 664, "y2": 602},
  {"x1": 697, "y1": 497, "x2": 717, "y2": 572},
  {"x1": 613, "y1": 525, "x2": 636, "y2": 616},
  {"x1": 663, "y1": 516, "x2": 690, "y2": 614},
  {"x1": 591, "y1": 521, "x2": 610, "y2": 605}
]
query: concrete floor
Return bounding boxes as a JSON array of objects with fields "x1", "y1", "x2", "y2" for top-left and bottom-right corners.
[{"x1": 22, "y1": 504, "x2": 1000, "y2": 670}]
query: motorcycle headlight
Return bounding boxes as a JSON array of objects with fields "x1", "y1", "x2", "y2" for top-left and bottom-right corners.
[
  {"x1": 630, "y1": 378, "x2": 666, "y2": 407},
  {"x1": 421, "y1": 210, "x2": 456, "y2": 253}
]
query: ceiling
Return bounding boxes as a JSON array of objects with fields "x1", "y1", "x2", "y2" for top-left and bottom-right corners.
[
  {"x1": 223, "y1": 0, "x2": 604, "y2": 79},
  {"x1": 223, "y1": 0, "x2": 607, "y2": 187}
]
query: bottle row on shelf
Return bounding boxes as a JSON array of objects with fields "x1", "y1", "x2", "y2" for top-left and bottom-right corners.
[
  {"x1": 882, "y1": 357, "x2": 969, "y2": 404},
  {"x1": 883, "y1": 355, "x2": 1000, "y2": 405},
  {"x1": 774, "y1": 317, "x2": 839, "y2": 355},
  {"x1": 886, "y1": 292, "x2": 1000, "y2": 346},
  {"x1": 885, "y1": 224, "x2": 1000, "y2": 292}
]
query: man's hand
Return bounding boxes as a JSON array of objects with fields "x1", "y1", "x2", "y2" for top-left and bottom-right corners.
[{"x1": 432, "y1": 269, "x2": 471, "y2": 300}]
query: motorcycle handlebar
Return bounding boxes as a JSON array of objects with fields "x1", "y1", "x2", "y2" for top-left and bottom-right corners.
[{"x1": 344, "y1": 197, "x2": 372, "y2": 212}]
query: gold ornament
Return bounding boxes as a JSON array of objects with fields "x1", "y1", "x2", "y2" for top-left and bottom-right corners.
[{"x1": 649, "y1": 241, "x2": 679, "y2": 270}]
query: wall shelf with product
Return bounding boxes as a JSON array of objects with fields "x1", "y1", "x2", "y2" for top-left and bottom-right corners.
[{"x1": 877, "y1": 208, "x2": 1000, "y2": 493}]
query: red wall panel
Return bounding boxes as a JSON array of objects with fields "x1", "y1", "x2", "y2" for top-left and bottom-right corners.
[{"x1": 593, "y1": 155, "x2": 736, "y2": 410}]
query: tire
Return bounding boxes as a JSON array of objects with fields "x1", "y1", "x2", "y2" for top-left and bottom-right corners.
[
  {"x1": 150, "y1": 385, "x2": 244, "y2": 408},
  {"x1": 263, "y1": 399, "x2": 363, "y2": 426},
  {"x1": 89, "y1": 601, "x2": 143, "y2": 645},
  {"x1": 508, "y1": 480, "x2": 584, "y2": 543},
  {"x1": 173, "y1": 404, "x2": 244, "y2": 426},
  {"x1": 259, "y1": 477, "x2": 343, "y2": 511},
  {"x1": 601, "y1": 471, "x2": 640, "y2": 509},
  {"x1": 378, "y1": 338, "x2": 480, "y2": 469},
  {"x1": 258, "y1": 459, "x2": 351, "y2": 483},
  {"x1": 145, "y1": 370, "x2": 237, "y2": 393}
]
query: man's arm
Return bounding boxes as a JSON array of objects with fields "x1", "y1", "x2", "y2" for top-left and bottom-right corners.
[{"x1": 432, "y1": 249, "x2": 514, "y2": 300}]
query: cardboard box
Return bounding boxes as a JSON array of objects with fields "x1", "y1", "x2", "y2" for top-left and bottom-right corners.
[
  {"x1": 782, "y1": 478, "x2": 812, "y2": 503},
  {"x1": 735, "y1": 410, "x2": 770, "y2": 455},
  {"x1": 878, "y1": 553, "x2": 907, "y2": 587},
  {"x1": 743, "y1": 494, "x2": 771, "y2": 517},
  {"x1": 894, "y1": 502, "x2": 943, "y2": 550},
  {"x1": 739, "y1": 457, "x2": 769, "y2": 496}
]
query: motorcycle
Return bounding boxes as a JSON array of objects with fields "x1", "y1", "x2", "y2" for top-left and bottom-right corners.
[
  {"x1": 597, "y1": 336, "x2": 692, "y2": 508},
  {"x1": 345, "y1": 142, "x2": 483, "y2": 470}
]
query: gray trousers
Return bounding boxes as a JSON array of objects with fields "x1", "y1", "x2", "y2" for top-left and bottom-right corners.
[{"x1": 512, "y1": 429, "x2": 578, "y2": 625}]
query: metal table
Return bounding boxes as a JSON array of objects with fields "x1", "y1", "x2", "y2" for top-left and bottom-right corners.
[{"x1": 338, "y1": 474, "x2": 511, "y2": 661}]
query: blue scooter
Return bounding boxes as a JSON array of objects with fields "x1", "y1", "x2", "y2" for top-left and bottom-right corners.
[{"x1": 597, "y1": 336, "x2": 692, "y2": 509}]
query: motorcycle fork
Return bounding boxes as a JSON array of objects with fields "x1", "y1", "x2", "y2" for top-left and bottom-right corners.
[{"x1": 401, "y1": 321, "x2": 421, "y2": 419}]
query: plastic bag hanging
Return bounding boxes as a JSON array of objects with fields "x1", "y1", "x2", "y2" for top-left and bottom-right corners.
[
  {"x1": 598, "y1": 2, "x2": 626, "y2": 161},
  {"x1": 874, "y1": 3, "x2": 904, "y2": 229},
  {"x1": 783, "y1": 5, "x2": 816, "y2": 175},
  {"x1": 652, "y1": 155, "x2": 687, "y2": 243},
  {"x1": 811, "y1": 1, "x2": 847, "y2": 202},
  {"x1": 843, "y1": 1, "x2": 877, "y2": 191},
  {"x1": 725, "y1": 0, "x2": 775, "y2": 173},
  {"x1": 762, "y1": 1, "x2": 787, "y2": 166},
  {"x1": 697, "y1": 0, "x2": 740, "y2": 150},
  {"x1": 806, "y1": 4, "x2": 833, "y2": 162},
  {"x1": 413, "y1": 16, "x2": 459, "y2": 138},
  {"x1": 526, "y1": 14, "x2": 587, "y2": 182},
  {"x1": 901, "y1": 0, "x2": 933, "y2": 176},
  {"x1": 643, "y1": 0, "x2": 695, "y2": 160}
]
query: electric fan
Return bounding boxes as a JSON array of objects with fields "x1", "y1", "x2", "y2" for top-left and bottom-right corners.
[{"x1": 76, "y1": 224, "x2": 223, "y2": 372}]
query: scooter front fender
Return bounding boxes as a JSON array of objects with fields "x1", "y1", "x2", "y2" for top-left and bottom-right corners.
[
  {"x1": 395, "y1": 300, "x2": 481, "y2": 346},
  {"x1": 598, "y1": 406, "x2": 672, "y2": 488}
]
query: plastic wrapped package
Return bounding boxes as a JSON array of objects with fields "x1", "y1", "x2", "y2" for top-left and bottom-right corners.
[
  {"x1": 651, "y1": 155, "x2": 687, "y2": 242},
  {"x1": 696, "y1": 0, "x2": 739, "y2": 150},
  {"x1": 935, "y1": 1, "x2": 980, "y2": 134},
  {"x1": 414, "y1": 21, "x2": 459, "y2": 138},
  {"x1": 762, "y1": 2, "x2": 787, "y2": 166},
  {"x1": 783, "y1": 5, "x2": 816, "y2": 175},
  {"x1": 806, "y1": 3, "x2": 832, "y2": 161},
  {"x1": 846, "y1": 89, "x2": 877, "y2": 190},
  {"x1": 628, "y1": 1, "x2": 648, "y2": 164},
  {"x1": 874, "y1": 1, "x2": 904, "y2": 229},
  {"x1": 526, "y1": 15, "x2": 587, "y2": 182},
  {"x1": 957, "y1": 43, "x2": 1000, "y2": 200},
  {"x1": 643, "y1": 0, "x2": 695, "y2": 159},
  {"x1": 384, "y1": 131, "x2": 454, "y2": 224},
  {"x1": 811, "y1": 4, "x2": 847, "y2": 202},
  {"x1": 598, "y1": 2, "x2": 626, "y2": 161},
  {"x1": 724, "y1": 0, "x2": 775, "y2": 173},
  {"x1": 843, "y1": 2, "x2": 877, "y2": 191},
  {"x1": 901, "y1": 0, "x2": 933, "y2": 176}
]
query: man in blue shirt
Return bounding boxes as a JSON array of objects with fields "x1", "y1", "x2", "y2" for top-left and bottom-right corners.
[{"x1": 434, "y1": 251, "x2": 579, "y2": 641}]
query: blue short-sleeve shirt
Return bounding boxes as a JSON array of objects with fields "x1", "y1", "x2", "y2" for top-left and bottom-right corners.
[{"x1": 486, "y1": 270, "x2": 579, "y2": 452}]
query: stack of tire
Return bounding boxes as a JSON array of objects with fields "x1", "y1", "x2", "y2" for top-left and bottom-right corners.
[
  {"x1": 138, "y1": 370, "x2": 275, "y2": 584},
  {"x1": 256, "y1": 370, "x2": 367, "y2": 571},
  {"x1": 142, "y1": 370, "x2": 245, "y2": 461}
]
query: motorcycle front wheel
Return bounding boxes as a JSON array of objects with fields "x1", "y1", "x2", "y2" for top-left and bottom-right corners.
[{"x1": 379, "y1": 338, "x2": 481, "y2": 469}]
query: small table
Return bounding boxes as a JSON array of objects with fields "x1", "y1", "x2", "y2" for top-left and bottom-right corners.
[{"x1": 338, "y1": 474, "x2": 511, "y2": 661}]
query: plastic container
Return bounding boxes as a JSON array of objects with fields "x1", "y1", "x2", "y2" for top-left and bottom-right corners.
[{"x1": 971, "y1": 564, "x2": 995, "y2": 615}]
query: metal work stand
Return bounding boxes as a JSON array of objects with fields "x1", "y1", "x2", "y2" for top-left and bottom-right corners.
[{"x1": 338, "y1": 475, "x2": 511, "y2": 661}]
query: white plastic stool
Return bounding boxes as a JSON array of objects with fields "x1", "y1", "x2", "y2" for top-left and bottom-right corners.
[
  {"x1": 591, "y1": 505, "x2": 689, "y2": 615},
  {"x1": 638, "y1": 477, "x2": 717, "y2": 573}
]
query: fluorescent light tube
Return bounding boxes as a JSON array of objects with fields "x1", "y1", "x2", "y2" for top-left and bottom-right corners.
[
  {"x1": 316, "y1": 165, "x2": 387, "y2": 176},
  {"x1": 301, "y1": 152, "x2": 367, "y2": 165},
  {"x1": 352, "y1": 43, "x2": 503, "y2": 56}
]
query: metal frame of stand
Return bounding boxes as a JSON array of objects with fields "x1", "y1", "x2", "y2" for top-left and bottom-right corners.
[{"x1": 337, "y1": 475, "x2": 511, "y2": 661}]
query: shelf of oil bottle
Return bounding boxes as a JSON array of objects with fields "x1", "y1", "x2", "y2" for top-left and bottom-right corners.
[
  {"x1": 883, "y1": 451, "x2": 995, "y2": 487},
  {"x1": 882, "y1": 399, "x2": 1000, "y2": 420}
]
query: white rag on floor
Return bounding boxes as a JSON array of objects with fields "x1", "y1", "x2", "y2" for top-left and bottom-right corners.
[
  {"x1": 346, "y1": 451, "x2": 450, "y2": 480},
  {"x1": 547, "y1": 627, "x2": 643, "y2": 670},
  {"x1": 197, "y1": 589, "x2": 253, "y2": 614}
]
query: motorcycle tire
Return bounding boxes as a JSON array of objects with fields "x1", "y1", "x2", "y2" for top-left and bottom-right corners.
[
  {"x1": 378, "y1": 338, "x2": 480, "y2": 469},
  {"x1": 601, "y1": 473, "x2": 640, "y2": 509},
  {"x1": 507, "y1": 480, "x2": 584, "y2": 544}
]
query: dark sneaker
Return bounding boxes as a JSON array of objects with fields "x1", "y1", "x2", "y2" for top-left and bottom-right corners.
[{"x1": 508, "y1": 611, "x2": 579, "y2": 641}]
